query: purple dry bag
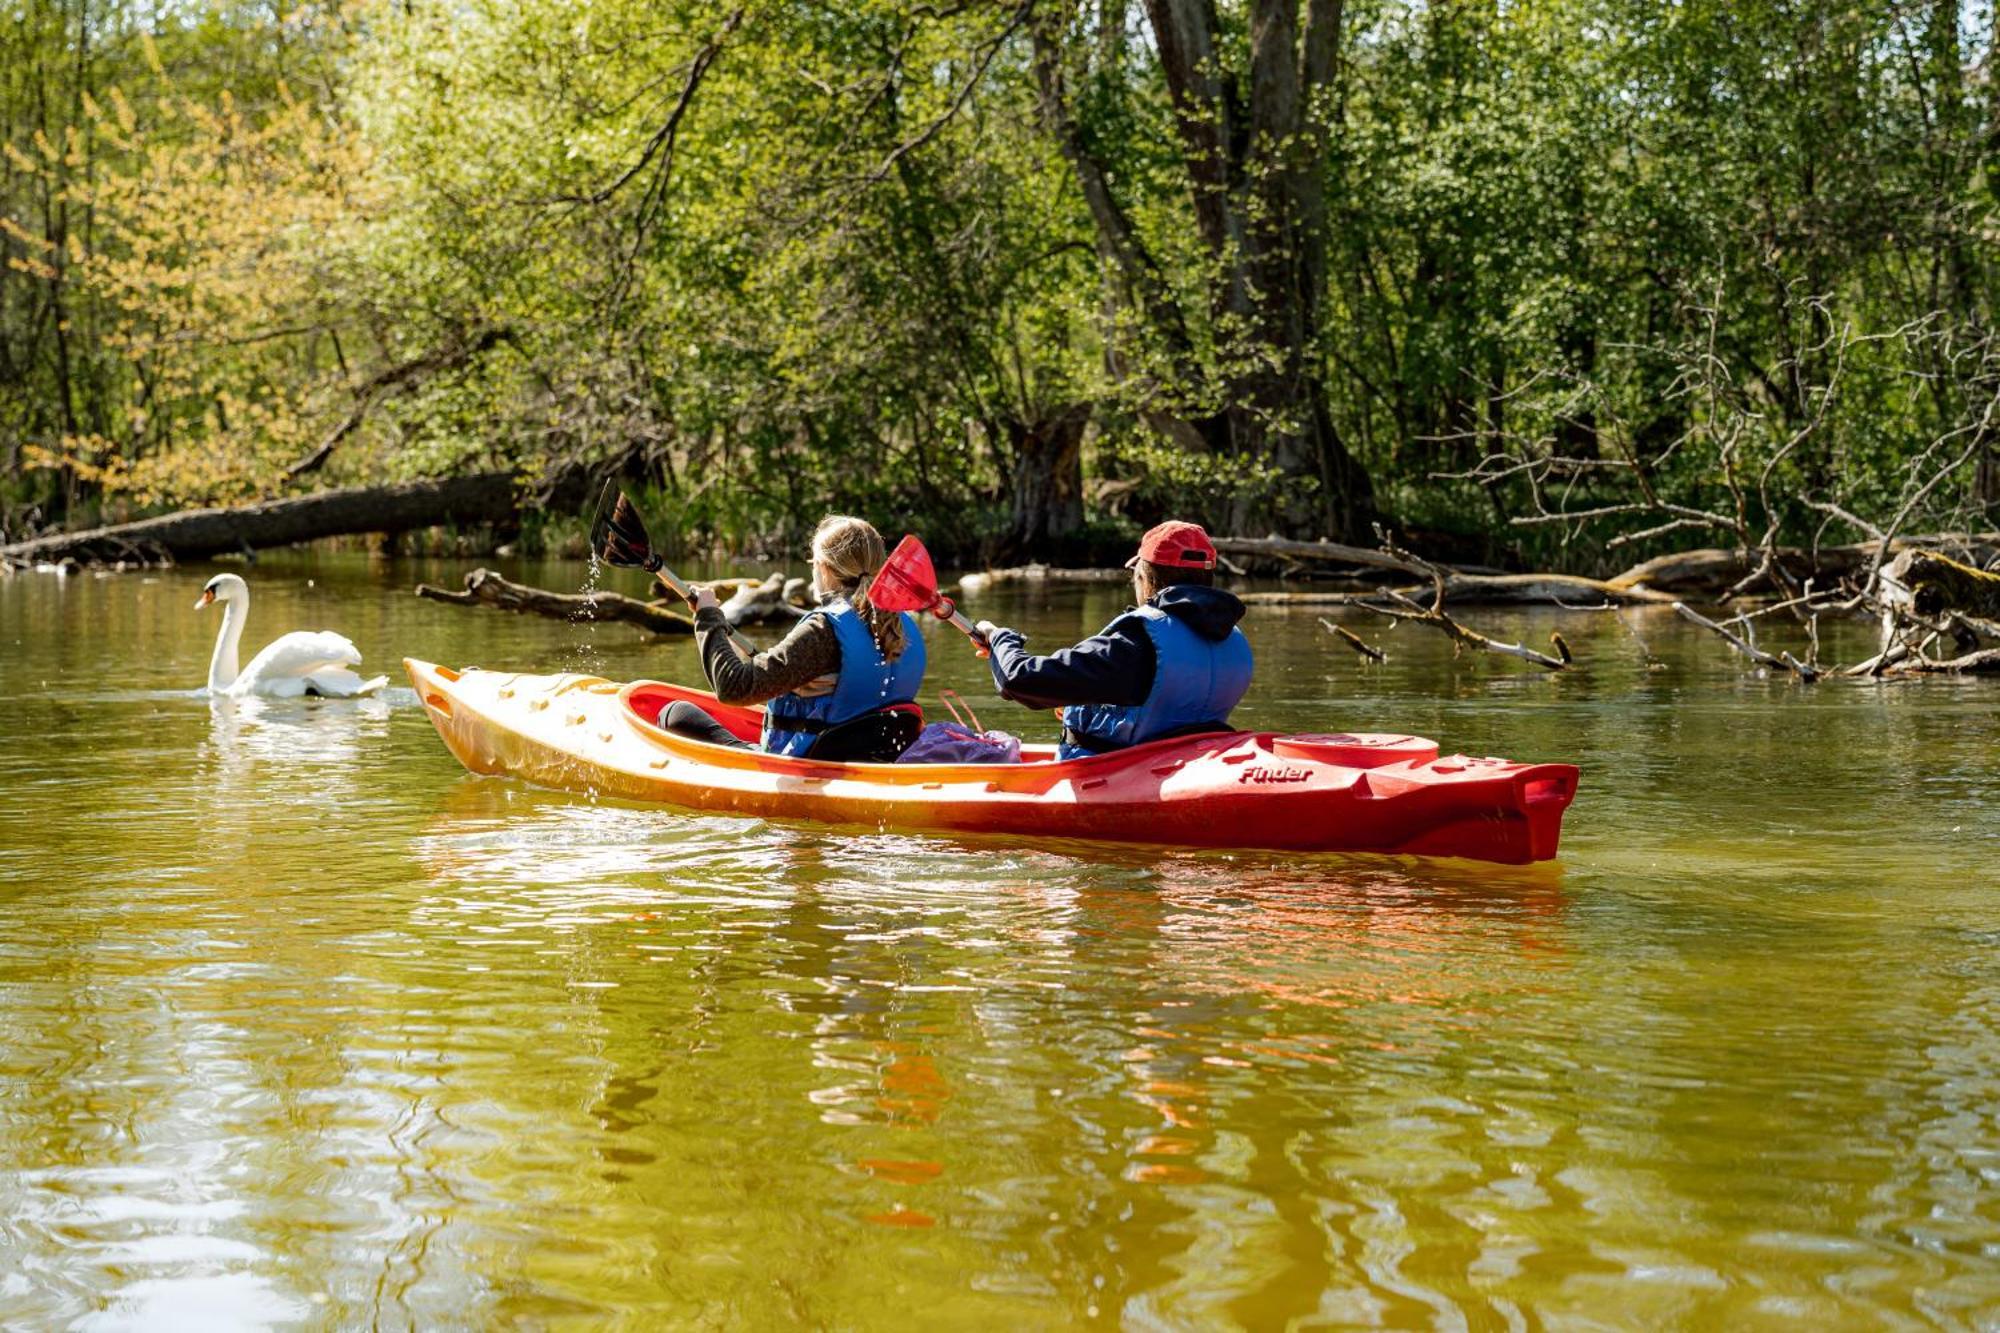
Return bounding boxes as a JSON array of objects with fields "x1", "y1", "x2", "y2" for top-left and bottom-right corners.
[{"x1": 897, "y1": 690, "x2": 1022, "y2": 764}]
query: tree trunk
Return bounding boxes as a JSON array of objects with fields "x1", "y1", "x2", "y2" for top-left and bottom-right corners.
[
  {"x1": 1215, "y1": 374, "x2": 1374, "y2": 537},
  {"x1": 995, "y1": 404, "x2": 1092, "y2": 561},
  {"x1": 1040, "y1": 1, "x2": 1376, "y2": 540},
  {"x1": 0, "y1": 472, "x2": 548, "y2": 565},
  {"x1": 1557, "y1": 322, "x2": 1599, "y2": 460},
  {"x1": 1159, "y1": 0, "x2": 1376, "y2": 538}
]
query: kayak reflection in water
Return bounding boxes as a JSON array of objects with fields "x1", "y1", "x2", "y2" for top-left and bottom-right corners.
[
  {"x1": 975, "y1": 521, "x2": 1254, "y2": 761},
  {"x1": 660, "y1": 515, "x2": 928, "y2": 762}
]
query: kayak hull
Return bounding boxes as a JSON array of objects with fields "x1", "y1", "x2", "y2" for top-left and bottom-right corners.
[{"x1": 405, "y1": 660, "x2": 1578, "y2": 864}]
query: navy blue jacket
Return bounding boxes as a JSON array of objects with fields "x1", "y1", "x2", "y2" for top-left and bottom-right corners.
[{"x1": 984, "y1": 585, "x2": 1249, "y2": 710}]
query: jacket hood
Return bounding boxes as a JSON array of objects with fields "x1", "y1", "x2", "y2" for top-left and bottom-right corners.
[{"x1": 1150, "y1": 584, "x2": 1246, "y2": 641}]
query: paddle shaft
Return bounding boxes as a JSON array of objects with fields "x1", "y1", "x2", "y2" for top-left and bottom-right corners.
[
  {"x1": 939, "y1": 604, "x2": 990, "y2": 657},
  {"x1": 646, "y1": 559, "x2": 761, "y2": 657}
]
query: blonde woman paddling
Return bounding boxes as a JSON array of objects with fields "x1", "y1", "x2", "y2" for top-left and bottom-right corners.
[{"x1": 662, "y1": 516, "x2": 927, "y2": 762}]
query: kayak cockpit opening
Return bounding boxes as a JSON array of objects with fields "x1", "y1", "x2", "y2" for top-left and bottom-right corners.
[
  {"x1": 623, "y1": 681, "x2": 763, "y2": 744},
  {"x1": 621, "y1": 678, "x2": 1082, "y2": 764}
]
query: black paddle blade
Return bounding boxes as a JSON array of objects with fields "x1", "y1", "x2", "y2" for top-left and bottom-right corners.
[
  {"x1": 587, "y1": 479, "x2": 618, "y2": 560},
  {"x1": 594, "y1": 487, "x2": 659, "y2": 571}
]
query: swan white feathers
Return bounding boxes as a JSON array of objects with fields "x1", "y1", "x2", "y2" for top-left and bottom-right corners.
[{"x1": 196, "y1": 572, "x2": 388, "y2": 698}]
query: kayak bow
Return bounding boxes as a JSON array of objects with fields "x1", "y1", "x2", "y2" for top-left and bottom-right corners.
[{"x1": 406, "y1": 659, "x2": 1578, "y2": 864}]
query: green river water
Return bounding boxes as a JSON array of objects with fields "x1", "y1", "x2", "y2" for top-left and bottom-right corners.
[{"x1": 1, "y1": 555, "x2": 1996, "y2": 1330}]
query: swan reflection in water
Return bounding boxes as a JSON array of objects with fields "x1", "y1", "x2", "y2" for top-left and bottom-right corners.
[{"x1": 201, "y1": 691, "x2": 397, "y2": 796}]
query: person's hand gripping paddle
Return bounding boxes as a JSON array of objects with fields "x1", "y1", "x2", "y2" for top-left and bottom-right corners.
[
  {"x1": 866, "y1": 534, "x2": 989, "y2": 657},
  {"x1": 592, "y1": 485, "x2": 761, "y2": 657}
]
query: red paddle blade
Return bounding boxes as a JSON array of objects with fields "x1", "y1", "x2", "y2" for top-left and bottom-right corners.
[{"x1": 867, "y1": 534, "x2": 940, "y2": 613}]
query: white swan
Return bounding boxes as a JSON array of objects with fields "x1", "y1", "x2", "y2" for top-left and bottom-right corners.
[{"x1": 197, "y1": 572, "x2": 388, "y2": 698}]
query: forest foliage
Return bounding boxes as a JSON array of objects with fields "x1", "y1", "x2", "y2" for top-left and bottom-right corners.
[{"x1": 4, "y1": 0, "x2": 1999, "y2": 567}]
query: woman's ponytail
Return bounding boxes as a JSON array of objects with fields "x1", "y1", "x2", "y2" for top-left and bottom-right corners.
[{"x1": 811, "y1": 516, "x2": 907, "y2": 659}]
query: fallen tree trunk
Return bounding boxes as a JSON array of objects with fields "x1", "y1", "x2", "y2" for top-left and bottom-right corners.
[
  {"x1": 957, "y1": 566, "x2": 1131, "y2": 595},
  {"x1": 416, "y1": 568, "x2": 694, "y2": 635},
  {"x1": 1610, "y1": 534, "x2": 2000, "y2": 595},
  {"x1": 1, "y1": 472, "x2": 536, "y2": 566},
  {"x1": 718, "y1": 572, "x2": 810, "y2": 626},
  {"x1": 1210, "y1": 535, "x2": 1434, "y2": 577},
  {"x1": 1210, "y1": 531, "x2": 2000, "y2": 599},
  {"x1": 1881, "y1": 550, "x2": 2000, "y2": 622},
  {"x1": 1213, "y1": 537, "x2": 1673, "y2": 603},
  {"x1": 1442, "y1": 573, "x2": 1674, "y2": 604},
  {"x1": 965, "y1": 558, "x2": 1670, "y2": 606},
  {"x1": 1241, "y1": 573, "x2": 1675, "y2": 607}
]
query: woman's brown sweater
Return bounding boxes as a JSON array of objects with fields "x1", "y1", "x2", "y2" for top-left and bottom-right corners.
[{"x1": 693, "y1": 606, "x2": 844, "y2": 705}]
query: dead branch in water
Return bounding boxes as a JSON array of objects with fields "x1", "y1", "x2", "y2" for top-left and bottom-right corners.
[
  {"x1": 1839, "y1": 644, "x2": 1912, "y2": 677},
  {"x1": 417, "y1": 568, "x2": 695, "y2": 635},
  {"x1": 959, "y1": 538, "x2": 1990, "y2": 608},
  {"x1": 416, "y1": 567, "x2": 813, "y2": 637},
  {"x1": 1370, "y1": 589, "x2": 1573, "y2": 670},
  {"x1": 1675, "y1": 570, "x2": 2000, "y2": 681},
  {"x1": 1875, "y1": 648, "x2": 2000, "y2": 676},
  {"x1": 1355, "y1": 536, "x2": 1573, "y2": 671},
  {"x1": 1614, "y1": 609, "x2": 1666, "y2": 670},
  {"x1": 1671, "y1": 601, "x2": 1823, "y2": 681},
  {"x1": 1319, "y1": 619, "x2": 1386, "y2": 662}
]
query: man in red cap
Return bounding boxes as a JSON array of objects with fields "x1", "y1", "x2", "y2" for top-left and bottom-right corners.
[{"x1": 975, "y1": 520, "x2": 1254, "y2": 760}]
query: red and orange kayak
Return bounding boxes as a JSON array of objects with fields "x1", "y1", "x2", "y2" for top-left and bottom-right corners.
[{"x1": 406, "y1": 659, "x2": 1578, "y2": 863}]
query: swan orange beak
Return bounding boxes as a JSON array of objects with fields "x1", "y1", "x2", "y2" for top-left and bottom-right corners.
[{"x1": 196, "y1": 588, "x2": 214, "y2": 609}]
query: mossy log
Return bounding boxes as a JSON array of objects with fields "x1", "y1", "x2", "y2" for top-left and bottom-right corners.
[
  {"x1": 1882, "y1": 550, "x2": 2000, "y2": 621},
  {"x1": 1609, "y1": 535, "x2": 2000, "y2": 595}
]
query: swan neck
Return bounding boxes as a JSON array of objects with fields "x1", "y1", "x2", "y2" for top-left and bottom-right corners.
[{"x1": 208, "y1": 594, "x2": 246, "y2": 692}]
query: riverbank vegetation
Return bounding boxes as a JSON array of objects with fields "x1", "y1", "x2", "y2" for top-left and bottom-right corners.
[{"x1": 5, "y1": 0, "x2": 2000, "y2": 574}]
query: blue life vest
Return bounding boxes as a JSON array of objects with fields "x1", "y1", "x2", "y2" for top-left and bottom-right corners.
[
  {"x1": 761, "y1": 600, "x2": 926, "y2": 758},
  {"x1": 1058, "y1": 606, "x2": 1252, "y2": 760}
]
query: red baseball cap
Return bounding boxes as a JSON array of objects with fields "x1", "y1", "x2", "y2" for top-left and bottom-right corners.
[{"x1": 1126, "y1": 520, "x2": 1218, "y2": 570}]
